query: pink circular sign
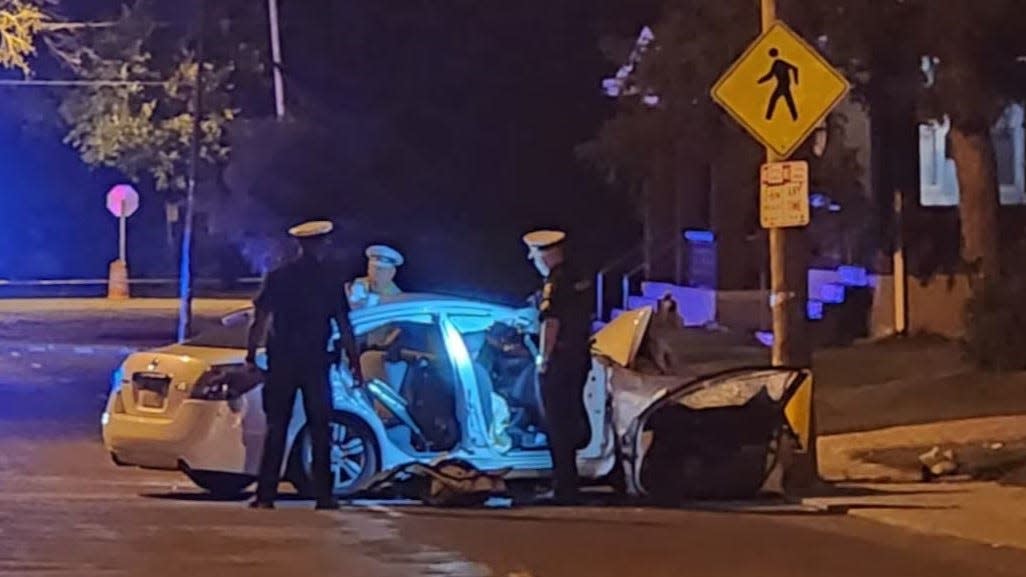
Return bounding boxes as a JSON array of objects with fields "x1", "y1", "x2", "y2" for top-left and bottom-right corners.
[{"x1": 106, "y1": 184, "x2": 140, "y2": 218}]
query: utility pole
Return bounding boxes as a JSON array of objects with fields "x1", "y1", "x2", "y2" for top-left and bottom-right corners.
[
  {"x1": 268, "y1": 0, "x2": 286, "y2": 119},
  {"x1": 760, "y1": 0, "x2": 816, "y2": 487},
  {"x1": 760, "y1": 0, "x2": 809, "y2": 369},
  {"x1": 178, "y1": 0, "x2": 206, "y2": 342},
  {"x1": 762, "y1": 0, "x2": 787, "y2": 366}
]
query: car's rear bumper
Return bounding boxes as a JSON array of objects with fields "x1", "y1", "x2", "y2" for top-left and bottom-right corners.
[{"x1": 102, "y1": 393, "x2": 265, "y2": 476}]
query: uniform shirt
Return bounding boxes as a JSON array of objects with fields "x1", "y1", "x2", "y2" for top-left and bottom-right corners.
[
  {"x1": 347, "y1": 277, "x2": 402, "y2": 309},
  {"x1": 538, "y1": 262, "x2": 593, "y2": 359},
  {"x1": 255, "y1": 255, "x2": 351, "y2": 367}
]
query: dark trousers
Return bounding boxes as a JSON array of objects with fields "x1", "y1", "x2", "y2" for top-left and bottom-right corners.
[
  {"x1": 256, "y1": 362, "x2": 334, "y2": 503},
  {"x1": 539, "y1": 354, "x2": 590, "y2": 499}
]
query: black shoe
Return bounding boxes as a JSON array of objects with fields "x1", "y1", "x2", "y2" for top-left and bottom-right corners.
[
  {"x1": 249, "y1": 499, "x2": 275, "y2": 510},
  {"x1": 315, "y1": 498, "x2": 341, "y2": 511}
]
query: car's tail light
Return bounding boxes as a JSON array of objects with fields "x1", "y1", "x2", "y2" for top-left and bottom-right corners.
[
  {"x1": 191, "y1": 368, "x2": 231, "y2": 401},
  {"x1": 190, "y1": 366, "x2": 261, "y2": 401},
  {"x1": 110, "y1": 366, "x2": 125, "y2": 393}
]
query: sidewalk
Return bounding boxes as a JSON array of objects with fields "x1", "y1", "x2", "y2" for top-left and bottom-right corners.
[
  {"x1": 803, "y1": 482, "x2": 1026, "y2": 550},
  {"x1": 812, "y1": 415, "x2": 1026, "y2": 551},
  {"x1": 818, "y1": 415, "x2": 1026, "y2": 482}
]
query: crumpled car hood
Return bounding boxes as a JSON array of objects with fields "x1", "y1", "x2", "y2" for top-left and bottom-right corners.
[{"x1": 607, "y1": 363, "x2": 810, "y2": 501}]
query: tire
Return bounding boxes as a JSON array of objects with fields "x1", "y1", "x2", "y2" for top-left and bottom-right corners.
[
  {"x1": 289, "y1": 412, "x2": 379, "y2": 498},
  {"x1": 186, "y1": 470, "x2": 254, "y2": 498}
]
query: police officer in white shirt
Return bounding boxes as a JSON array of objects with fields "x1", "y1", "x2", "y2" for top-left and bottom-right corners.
[{"x1": 347, "y1": 245, "x2": 404, "y2": 308}]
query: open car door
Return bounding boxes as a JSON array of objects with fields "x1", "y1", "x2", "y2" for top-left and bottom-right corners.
[{"x1": 611, "y1": 366, "x2": 810, "y2": 502}]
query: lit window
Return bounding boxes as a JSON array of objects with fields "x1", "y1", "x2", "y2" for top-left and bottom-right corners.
[
  {"x1": 919, "y1": 105, "x2": 1025, "y2": 206},
  {"x1": 918, "y1": 56, "x2": 1024, "y2": 206}
]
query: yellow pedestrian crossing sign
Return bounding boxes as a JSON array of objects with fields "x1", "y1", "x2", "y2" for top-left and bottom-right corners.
[{"x1": 712, "y1": 22, "x2": 850, "y2": 158}]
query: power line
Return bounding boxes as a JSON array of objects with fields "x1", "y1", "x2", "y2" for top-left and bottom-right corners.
[
  {"x1": 39, "y1": 22, "x2": 119, "y2": 31},
  {"x1": 0, "y1": 78, "x2": 168, "y2": 87}
]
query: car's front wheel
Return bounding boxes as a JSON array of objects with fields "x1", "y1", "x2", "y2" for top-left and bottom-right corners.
[{"x1": 289, "y1": 412, "x2": 379, "y2": 498}]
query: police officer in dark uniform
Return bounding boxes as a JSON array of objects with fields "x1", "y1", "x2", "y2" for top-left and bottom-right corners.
[
  {"x1": 246, "y1": 220, "x2": 362, "y2": 510},
  {"x1": 523, "y1": 229, "x2": 592, "y2": 504}
]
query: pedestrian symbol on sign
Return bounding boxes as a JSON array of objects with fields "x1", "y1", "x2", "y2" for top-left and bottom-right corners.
[
  {"x1": 759, "y1": 48, "x2": 799, "y2": 121},
  {"x1": 711, "y1": 21, "x2": 850, "y2": 158}
]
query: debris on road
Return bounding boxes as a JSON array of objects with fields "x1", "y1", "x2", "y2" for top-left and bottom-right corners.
[
  {"x1": 919, "y1": 446, "x2": 959, "y2": 480},
  {"x1": 368, "y1": 458, "x2": 510, "y2": 507}
]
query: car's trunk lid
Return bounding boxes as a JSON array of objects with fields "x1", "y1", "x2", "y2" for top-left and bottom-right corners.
[{"x1": 117, "y1": 345, "x2": 242, "y2": 418}]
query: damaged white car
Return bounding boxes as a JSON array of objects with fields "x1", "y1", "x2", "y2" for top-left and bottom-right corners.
[{"x1": 102, "y1": 293, "x2": 810, "y2": 501}]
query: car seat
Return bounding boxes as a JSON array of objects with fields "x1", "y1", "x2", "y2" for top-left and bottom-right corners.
[{"x1": 361, "y1": 350, "x2": 411, "y2": 428}]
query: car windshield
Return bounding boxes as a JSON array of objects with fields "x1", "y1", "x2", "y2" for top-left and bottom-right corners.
[{"x1": 185, "y1": 323, "x2": 248, "y2": 349}]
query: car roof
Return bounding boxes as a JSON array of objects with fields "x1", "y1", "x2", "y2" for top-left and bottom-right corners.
[
  {"x1": 223, "y1": 292, "x2": 528, "y2": 324},
  {"x1": 352, "y1": 292, "x2": 521, "y2": 319}
]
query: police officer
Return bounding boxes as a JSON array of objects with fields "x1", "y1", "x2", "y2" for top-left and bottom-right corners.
[
  {"x1": 247, "y1": 220, "x2": 362, "y2": 510},
  {"x1": 523, "y1": 230, "x2": 592, "y2": 504},
  {"x1": 347, "y1": 244, "x2": 404, "y2": 309}
]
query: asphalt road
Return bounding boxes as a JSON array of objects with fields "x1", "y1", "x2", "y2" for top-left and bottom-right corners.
[{"x1": 2, "y1": 328, "x2": 1026, "y2": 576}]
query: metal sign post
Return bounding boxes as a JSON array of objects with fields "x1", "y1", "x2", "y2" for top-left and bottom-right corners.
[
  {"x1": 106, "y1": 184, "x2": 140, "y2": 300},
  {"x1": 710, "y1": 0, "x2": 854, "y2": 487},
  {"x1": 119, "y1": 199, "x2": 127, "y2": 262}
]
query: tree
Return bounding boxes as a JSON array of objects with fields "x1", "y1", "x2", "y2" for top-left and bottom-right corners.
[
  {"x1": 56, "y1": 5, "x2": 236, "y2": 198},
  {"x1": 0, "y1": 0, "x2": 47, "y2": 74},
  {"x1": 581, "y1": 0, "x2": 868, "y2": 290},
  {"x1": 800, "y1": 0, "x2": 1026, "y2": 283}
]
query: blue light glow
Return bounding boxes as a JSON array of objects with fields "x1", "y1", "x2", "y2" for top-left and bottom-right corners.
[
  {"x1": 810, "y1": 193, "x2": 830, "y2": 208},
  {"x1": 838, "y1": 266, "x2": 869, "y2": 287},
  {"x1": 684, "y1": 229, "x2": 715, "y2": 243},
  {"x1": 110, "y1": 366, "x2": 124, "y2": 393},
  {"x1": 807, "y1": 300, "x2": 824, "y2": 320},
  {"x1": 820, "y1": 283, "x2": 846, "y2": 304}
]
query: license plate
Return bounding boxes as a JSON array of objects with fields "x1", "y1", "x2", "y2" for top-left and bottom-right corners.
[{"x1": 133, "y1": 374, "x2": 170, "y2": 408}]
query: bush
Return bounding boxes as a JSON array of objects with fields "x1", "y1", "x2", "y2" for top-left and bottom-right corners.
[{"x1": 964, "y1": 273, "x2": 1026, "y2": 371}]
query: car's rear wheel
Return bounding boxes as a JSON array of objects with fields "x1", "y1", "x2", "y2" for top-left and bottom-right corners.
[
  {"x1": 186, "y1": 470, "x2": 254, "y2": 498},
  {"x1": 289, "y1": 412, "x2": 379, "y2": 498}
]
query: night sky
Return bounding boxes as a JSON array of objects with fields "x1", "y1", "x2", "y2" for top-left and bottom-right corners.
[{"x1": 0, "y1": 1, "x2": 647, "y2": 301}]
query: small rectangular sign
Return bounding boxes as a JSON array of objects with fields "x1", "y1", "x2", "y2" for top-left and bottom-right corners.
[{"x1": 760, "y1": 160, "x2": 810, "y2": 229}]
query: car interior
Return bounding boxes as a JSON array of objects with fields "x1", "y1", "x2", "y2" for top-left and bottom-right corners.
[
  {"x1": 358, "y1": 321, "x2": 462, "y2": 453},
  {"x1": 465, "y1": 322, "x2": 547, "y2": 451}
]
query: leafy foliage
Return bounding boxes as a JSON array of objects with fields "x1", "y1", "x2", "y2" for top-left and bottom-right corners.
[
  {"x1": 56, "y1": 5, "x2": 236, "y2": 194},
  {"x1": 581, "y1": 2, "x2": 758, "y2": 184},
  {"x1": 804, "y1": 0, "x2": 1026, "y2": 280},
  {"x1": 583, "y1": 0, "x2": 872, "y2": 277},
  {"x1": 806, "y1": 114, "x2": 874, "y2": 267},
  {"x1": 0, "y1": 0, "x2": 47, "y2": 74}
]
